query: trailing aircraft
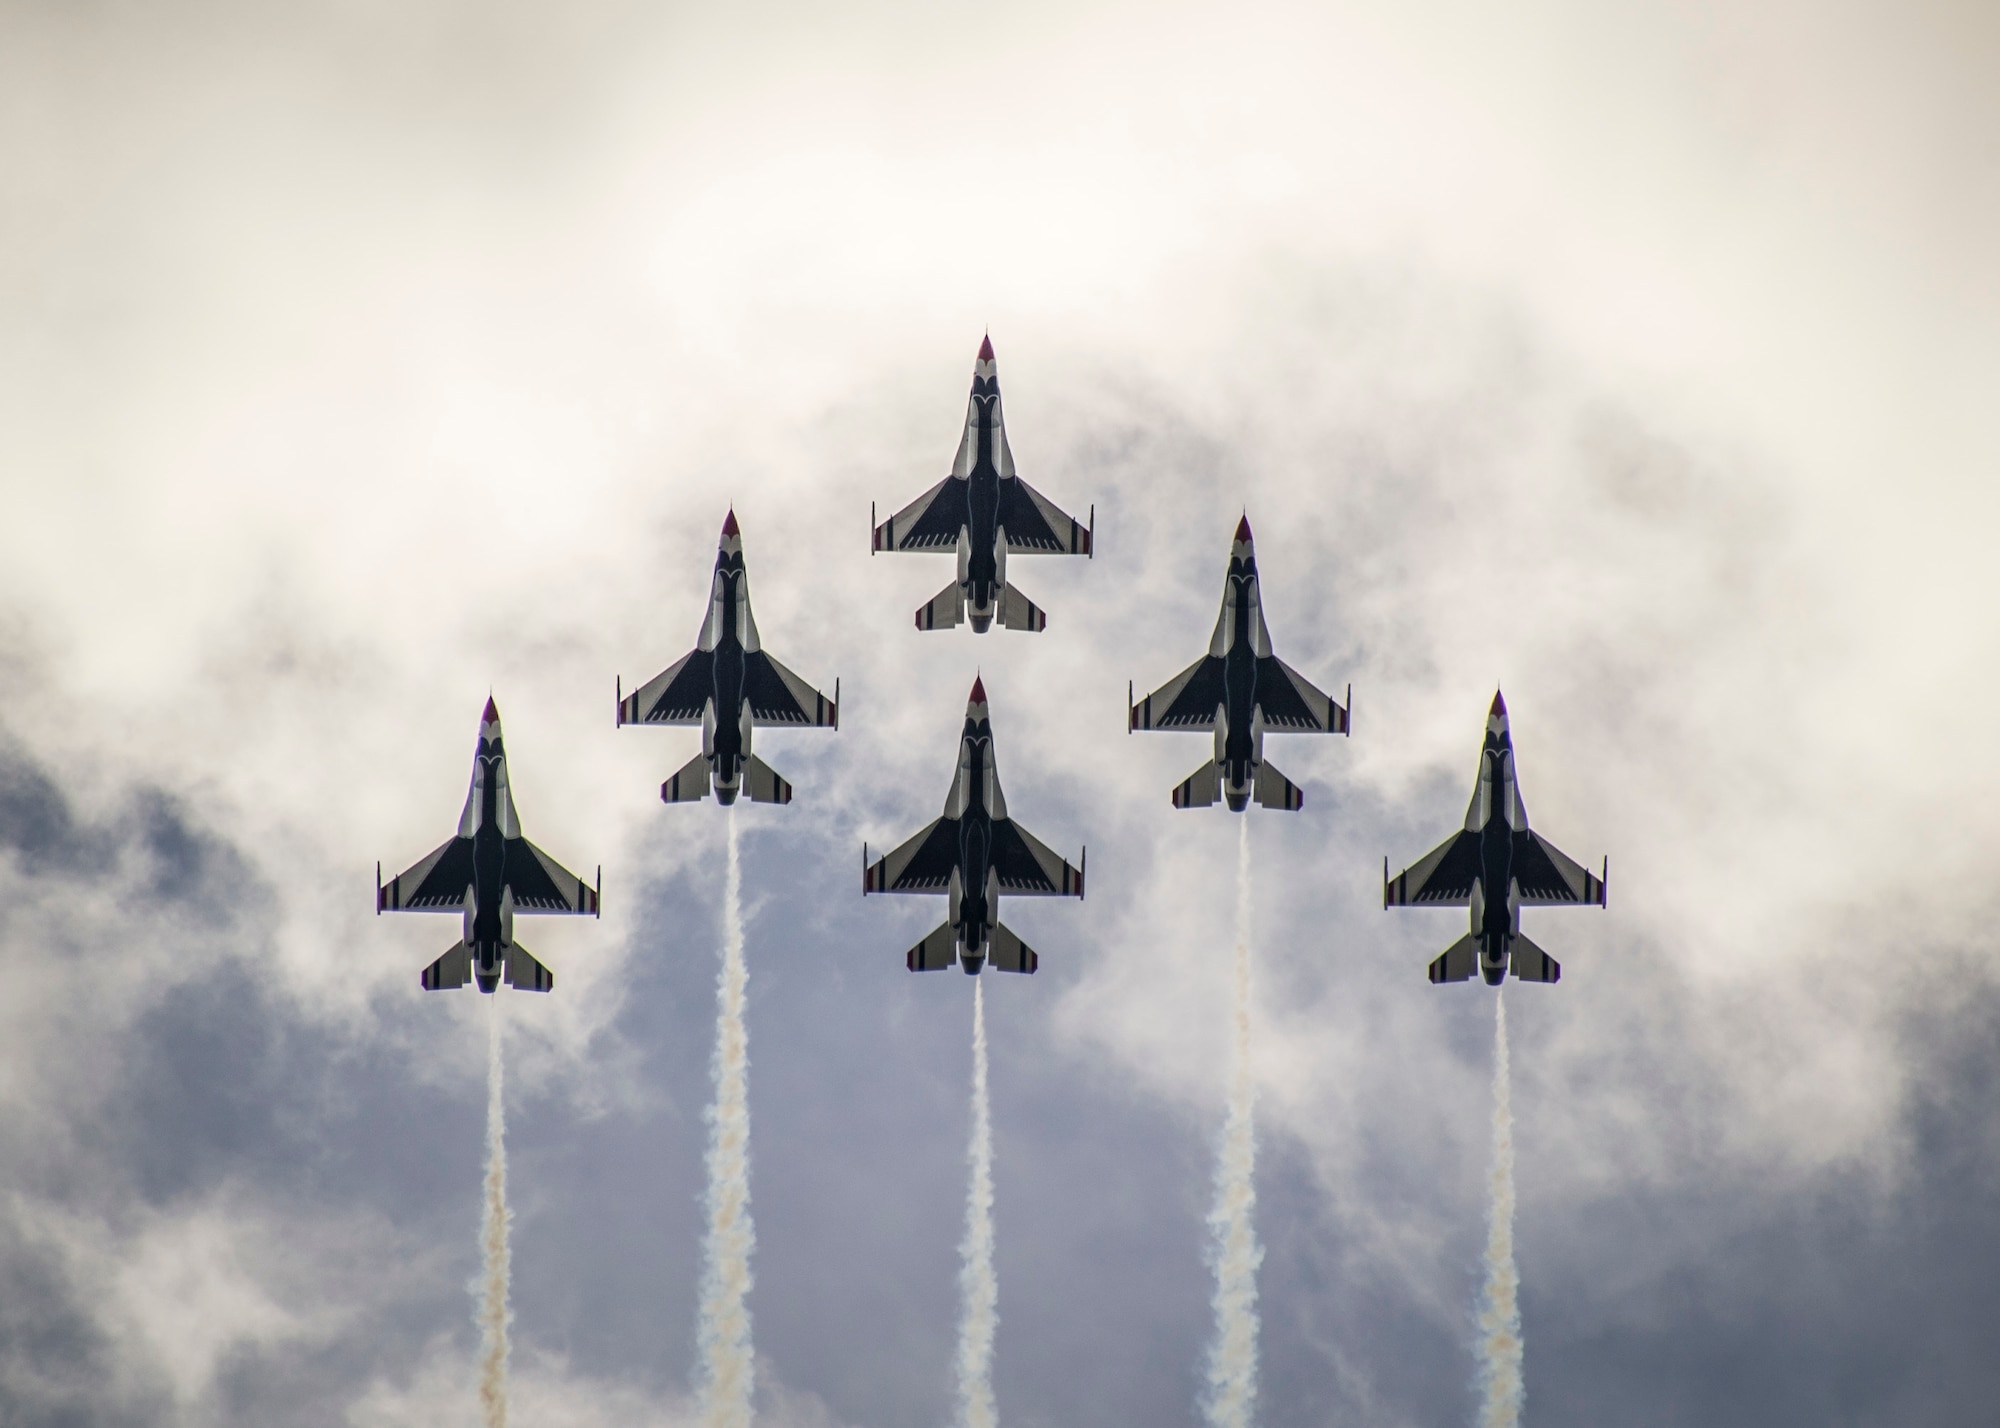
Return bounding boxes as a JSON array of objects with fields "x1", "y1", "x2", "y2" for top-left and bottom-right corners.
[
  {"x1": 378, "y1": 699, "x2": 600, "y2": 993},
  {"x1": 863, "y1": 677, "x2": 1084, "y2": 974},
  {"x1": 871, "y1": 336, "x2": 1092, "y2": 633},
  {"x1": 1129, "y1": 516, "x2": 1349, "y2": 811},
  {"x1": 618, "y1": 510, "x2": 838, "y2": 805},
  {"x1": 1384, "y1": 692, "x2": 1607, "y2": 985}
]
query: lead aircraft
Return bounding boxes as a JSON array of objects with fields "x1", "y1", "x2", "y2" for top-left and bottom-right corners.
[
  {"x1": 863, "y1": 678, "x2": 1084, "y2": 974},
  {"x1": 618, "y1": 511, "x2": 838, "y2": 805},
  {"x1": 1130, "y1": 517, "x2": 1349, "y2": 811},
  {"x1": 871, "y1": 337, "x2": 1093, "y2": 633},
  {"x1": 1384, "y1": 692, "x2": 1607, "y2": 985},
  {"x1": 378, "y1": 699, "x2": 600, "y2": 993}
]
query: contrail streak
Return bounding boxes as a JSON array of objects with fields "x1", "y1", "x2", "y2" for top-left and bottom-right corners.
[
  {"x1": 698, "y1": 810, "x2": 756, "y2": 1428},
  {"x1": 478, "y1": 993, "x2": 512, "y2": 1428},
  {"x1": 1204, "y1": 817, "x2": 1262, "y2": 1428},
  {"x1": 954, "y1": 979, "x2": 998, "y2": 1428},
  {"x1": 1476, "y1": 992, "x2": 1523, "y2": 1428}
]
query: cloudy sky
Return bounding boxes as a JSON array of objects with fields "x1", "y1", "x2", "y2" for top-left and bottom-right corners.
[{"x1": 1, "y1": 1, "x2": 1997, "y2": 1424}]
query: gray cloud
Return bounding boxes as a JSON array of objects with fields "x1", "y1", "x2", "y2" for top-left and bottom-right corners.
[{"x1": 0, "y1": 1, "x2": 1995, "y2": 1424}]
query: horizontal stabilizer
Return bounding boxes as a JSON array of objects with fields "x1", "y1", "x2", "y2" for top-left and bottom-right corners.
[
  {"x1": 988, "y1": 922, "x2": 1039, "y2": 974},
  {"x1": 662, "y1": 751, "x2": 712, "y2": 804},
  {"x1": 504, "y1": 943, "x2": 554, "y2": 992},
  {"x1": 421, "y1": 941, "x2": 472, "y2": 991},
  {"x1": 906, "y1": 921, "x2": 958, "y2": 972},
  {"x1": 916, "y1": 581, "x2": 964, "y2": 631},
  {"x1": 741, "y1": 754, "x2": 793, "y2": 805},
  {"x1": 1172, "y1": 759, "x2": 1221, "y2": 809},
  {"x1": 1509, "y1": 933, "x2": 1561, "y2": 984},
  {"x1": 998, "y1": 583, "x2": 1046, "y2": 633},
  {"x1": 1252, "y1": 759, "x2": 1304, "y2": 811},
  {"x1": 1428, "y1": 935, "x2": 1478, "y2": 984}
]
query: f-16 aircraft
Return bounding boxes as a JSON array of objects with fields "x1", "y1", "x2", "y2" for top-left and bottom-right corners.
[
  {"x1": 617, "y1": 511, "x2": 837, "y2": 806},
  {"x1": 1384, "y1": 692, "x2": 1607, "y2": 985},
  {"x1": 871, "y1": 337, "x2": 1092, "y2": 633},
  {"x1": 863, "y1": 677, "x2": 1084, "y2": 974},
  {"x1": 1129, "y1": 517, "x2": 1349, "y2": 811},
  {"x1": 377, "y1": 699, "x2": 600, "y2": 993}
]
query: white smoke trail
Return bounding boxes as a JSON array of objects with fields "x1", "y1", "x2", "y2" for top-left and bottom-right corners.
[
  {"x1": 478, "y1": 993, "x2": 512, "y2": 1428},
  {"x1": 1203, "y1": 817, "x2": 1262, "y2": 1428},
  {"x1": 697, "y1": 809, "x2": 756, "y2": 1428},
  {"x1": 1476, "y1": 992, "x2": 1524, "y2": 1428},
  {"x1": 954, "y1": 978, "x2": 999, "y2": 1428}
]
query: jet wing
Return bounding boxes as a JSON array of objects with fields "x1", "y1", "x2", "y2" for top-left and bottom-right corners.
[
  {"x1": 621, "y1": 649, "x2": 714, "y2": 726},
  {"x1": 380, "y1": 837, "x2": 475, "y2": 911},
  {"x1": 989, "y1": 820, "x2": 1084, "y2": 897},
  {"x1": 997, "y1": 476, "x2": 1092, "y2": 554},
  {"x1": 741, "y1": 651, "x2": 837, "y2": 728},
  {"x1": 874, "y1": 477, "x2": 968, "y2": 552},
  {"x1": 502, "y1": 839, "x2": 600, "y2": 915},
  {"x1": 1131, "y1": 655, "x2": 1226, "y2": 731},
  {"x1": 1254, "y1": 657, "x2": 1348, "y2": 733},
  {"x1": 1385, "y1": 830, "x2": 1481, "y2": 907},
  {"x1": 1510, "y1": 830, "x2": 1606, "y2": 906},
  {"x1": 864, "y1": 817, "x2": 961, "y2": 893}
]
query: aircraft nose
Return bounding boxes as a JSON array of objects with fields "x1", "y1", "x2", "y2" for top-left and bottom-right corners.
[
  {"x1": 1490, "y1": 690, "x2": 1507, "y2": 717},
  {"x1": 969, "y1": 674, "x2": 987, "y2": 705},
  {"x1": 1234, "y1": 514, "x2": 1253, "y2": 544},
  {"x1": 721, "y1": 508, "x2": 740, "y2": 538},
  {"x1": 977, "y1": 334, "x2": 994, "y2": 362},
  {"x1": 482, "y1": 696, "x2": 500, "y2": 724}
]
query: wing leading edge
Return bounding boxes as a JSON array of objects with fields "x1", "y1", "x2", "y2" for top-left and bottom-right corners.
[
  {"x1": 1384, "y1": 831, "x2": 1481, "y2": 907},
  {"x1": 864, "y1": 818, "x2": 961, "y2": 894}
]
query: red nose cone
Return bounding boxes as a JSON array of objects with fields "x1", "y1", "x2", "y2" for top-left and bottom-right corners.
[
  {"x1": 721, "y1": 509, "x2": 740, "y2": 538},
  {"x1": 1235, "y1": 515, "x2": 1253, "y2": 543},
  {"x1": 969, "y1": 675, "x2": 987, "y2": 705},
  {"x1": 483, "y1": 697, "x2": 500, "y2": 723},
  {"x1": 1490, "y1": 690, "x2": 1507, "y2": 716},
  {"x1": 978, "y1": 334, "x2": 994, "y2": 361}
]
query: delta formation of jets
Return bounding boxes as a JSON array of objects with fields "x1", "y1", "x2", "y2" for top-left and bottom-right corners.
[{"x1": 378, "y1": 337, "x2": 1608, "y2": 988}]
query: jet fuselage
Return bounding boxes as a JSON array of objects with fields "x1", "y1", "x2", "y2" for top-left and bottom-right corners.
[
  {"x1": 1218, "y1": 556, "x2": 1263, "y2": 810},
  {"x1": 960, "y1": 376, "x2": 1005, "y2": 632},
  {"x1": 1470, "y1": 727, "x2": 1523, "y2": 984},
  {"x1": 466, "y1": 734, "x2": 515, "y2": 992},
  {"x1": 706, "y1": 551, "x2": 751, "y2": 803},
  {"x1": 950, "y1": 714, "x2": 998, "y2": 971}
]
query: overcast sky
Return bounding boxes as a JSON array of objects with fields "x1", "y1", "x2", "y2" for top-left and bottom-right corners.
[{"x1": 1, "y1": 1, "x2": 1998, "y2": 1424}]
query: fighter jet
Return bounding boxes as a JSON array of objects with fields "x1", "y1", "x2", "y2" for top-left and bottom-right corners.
[
  {"x1": 617, "y1": 511, "x2": 837, "y2": 806},
  {"x1": 1129, "y1": 516, "x2": 1349, "y2": 812},
  {"x1": 871, "y1": 337, "x2": 1092, "y2": 633},
  {"x1": 863, "y1": 677, "x2": 1084, "y2": 974},
  {"x1": 1384, "y1": 692, "x2": 1607, "y2": 985},
  {"x1": 377, "y1": 699, "x2": 600, "y2": 993}
]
